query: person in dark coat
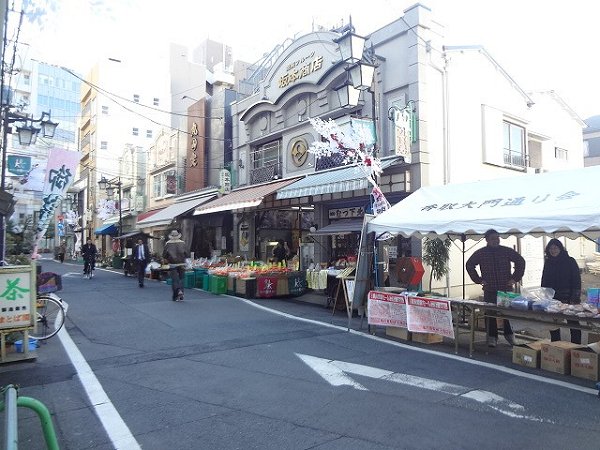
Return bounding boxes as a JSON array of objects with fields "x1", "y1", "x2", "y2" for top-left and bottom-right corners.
[
  {"x1": 466, "y1": 229, "x2": 525, "y2": 347},
  {"x1": 272, "y1": 240, "x2": 287, "y2": 264},
  {"x1": 541, "y1": 238, "x2": 582, "y2": 344},
  {"x1": 133, "y1": 238, "x2": 150, "y2": 288},
  {"x1": 162, "y1": 230, "x2": 188, "y2": 301}
]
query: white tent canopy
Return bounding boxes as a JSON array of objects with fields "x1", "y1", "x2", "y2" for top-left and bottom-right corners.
[{"x1": 368, "y1": 165, "x2": 600, "y2": 239}]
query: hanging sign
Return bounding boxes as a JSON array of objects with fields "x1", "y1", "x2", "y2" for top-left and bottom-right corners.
[{"x1": 219, "y1": 169, "x2": 231, "y2": 194}]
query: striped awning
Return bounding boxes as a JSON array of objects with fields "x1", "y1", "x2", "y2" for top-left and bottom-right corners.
[
  {"x1": 137, "y1": 195, "x2": 216, "y2": 228},
  {"x1": 276, "y1": 156, "x2": 402, "y2": 200},
  {"x1": 194, "y1": 178, "x2": 301, "y2": 216}
]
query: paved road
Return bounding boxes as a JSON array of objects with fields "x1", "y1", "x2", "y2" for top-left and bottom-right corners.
[{"x1": 1, "y1": 259, "x2": 599, "y2": 449}]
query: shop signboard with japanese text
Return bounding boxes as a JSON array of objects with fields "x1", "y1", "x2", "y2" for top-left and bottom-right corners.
[
  {"x1": 367, "y1": 290, "x2": 407, "y2": 327},
  {"x1": 0, "y1": 265, "x2": 35, "y2": 329},
  {"x1": 406, "y1": 296, "x2": 454, "y2": 338}
]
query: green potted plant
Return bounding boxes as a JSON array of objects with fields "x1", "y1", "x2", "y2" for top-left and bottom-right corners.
[{"x1": 422, "y1": 237, "x2": 451, "y2": 295}]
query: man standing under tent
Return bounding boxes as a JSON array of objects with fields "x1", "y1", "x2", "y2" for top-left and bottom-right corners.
[{"x1": 466, "y1": 229, "x2": 525, "y2": 348}]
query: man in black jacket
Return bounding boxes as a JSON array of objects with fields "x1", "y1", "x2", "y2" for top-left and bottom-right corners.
[{"x1": 466, "y1": 229, "x2": 525, "y2": 348}]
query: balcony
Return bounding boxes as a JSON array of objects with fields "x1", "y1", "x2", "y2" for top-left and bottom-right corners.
[
  {"x1": 503, "y1": 150, "x2": 526, "y2": 169},
  {"x1": 250, "y1": 164, "x2": 281, "y2": 184}
]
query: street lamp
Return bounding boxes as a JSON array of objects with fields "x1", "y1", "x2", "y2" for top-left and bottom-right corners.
[
  {"x1": 98, "y1": 175, "x2": 123, "y2": 256},
  {"x1": 335, "y1": 28, "x2": 380, "y2": 152},
  {"x1": 0, "y1": 107, "x2": 59, "y2": 262}
]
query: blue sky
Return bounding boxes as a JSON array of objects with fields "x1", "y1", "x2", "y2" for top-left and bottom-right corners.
[{"x1": 20, "y1": 0, "x2": 600, "y2": 119}]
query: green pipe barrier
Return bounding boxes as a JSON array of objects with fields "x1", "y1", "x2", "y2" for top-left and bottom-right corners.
[{"x1": 0, "y1": 385, "x2": 60, "y2": 450}]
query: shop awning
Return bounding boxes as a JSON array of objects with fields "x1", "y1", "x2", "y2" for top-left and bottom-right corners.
[
  {"x1": 136, "y1": 208, "x2": 163, "y2": 223},
  {"x1": 137, "y1": 195, "x2": 216, "y2": 227},
  {"x1": 94, "y1": 223, "x2": 117, "y2": 235},
  {"x1": 276, "y1": 156, "x2": 402, "y2": 200},
  {"x1": 102, "y1": 213, "x2": 132, "y2": 225},
  {"x1": 194, "y1": 178, "x2": 301, "y2": 216},
  {"x1": 310, "y1": 218, "x2": 365, "y2": 236}
]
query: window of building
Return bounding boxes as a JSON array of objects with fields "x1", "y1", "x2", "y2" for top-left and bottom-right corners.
[
  {"x1": 133, "y1": 94, "x2": 140, "y2": 103},
  {"x1": 101, "y1": 105, "x2": 109, "y2": 114},
  {"x1": 503, "y1": 121, "x2": 525, "y2": 168},
  {"x1": 23, "y1": 74, "x2": 30, "y2": 85},
  {"x1": 100, "y1": 141, "x2": 108, "y2": 150},
  {"x1": 132, "y1": 127, "x2": 139, "y2": 136},
  {"x1": 251, "y1": 140, "x2": 281, "y2": 169},
  {"x1": 153, "y1": 170, "x2": 177, "y2": 198},
  {"x1": 146, "y1": 129, "x2": 152, "y2": 138},
  {"x1": 153, "y1": 97, "x2": 159, "y2": 106},
  {"x1": 555, "y1": 147, "x2": 568, "y2": 160}
]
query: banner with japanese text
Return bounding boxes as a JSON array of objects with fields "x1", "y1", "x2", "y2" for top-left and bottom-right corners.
[
  {"x1": 367, "y1": 290, "x2": 407, "y2": 327},
  {"x1": 406, "y1": 296, "x2": 454, "y2": 338},
  {"x1": 31, "y1": 149, "x2": 81, "y2": 259}
]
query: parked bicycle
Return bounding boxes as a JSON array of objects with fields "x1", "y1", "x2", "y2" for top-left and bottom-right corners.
[{"x1": 30, "y1": 273, "x2": 66, "y2": 340}]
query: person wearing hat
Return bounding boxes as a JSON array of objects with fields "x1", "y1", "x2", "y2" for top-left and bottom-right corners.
[
  {"x1": 162, "y1": 229, "x2": 188, "y2": 301},
  {"x1": 466, "y1": 229, "x2": 525, "y2": 348}
]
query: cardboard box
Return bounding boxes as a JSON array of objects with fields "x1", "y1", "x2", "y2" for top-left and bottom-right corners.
[
  {"x1": 540, "y1": 341, "x2": 582, "y2": 375},
  {"x1": 512, "y1": 339, "x2": 549, "y2": 369},
  {"x1": 411, "y1": 332, "x2": 443, "y2": 344},
  {"x1": 571, "y1": 342, "x2": 600, "y2": 381},
  {"x1": 386, "y1": 326, "x2": 410, "y2": 340}
]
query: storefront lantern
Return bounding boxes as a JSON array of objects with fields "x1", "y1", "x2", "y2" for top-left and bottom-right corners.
[
  {"x1": 334, "y1": 83, "x2": 361, "y2": 109},
  {"x1": 334, "y1": 31, "x2": 366, "y2": 64}
]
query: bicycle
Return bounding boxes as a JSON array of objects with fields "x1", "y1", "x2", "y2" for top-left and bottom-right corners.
[
  {"x1": 29, "y1": 293, "x2": 66, "y2": 340},
  {"x1": 30, "y1": 273, "x2": 67, "y2": 341},
  {"x1": 83, "y1": 258, "x2": 95, "y2": 279}
]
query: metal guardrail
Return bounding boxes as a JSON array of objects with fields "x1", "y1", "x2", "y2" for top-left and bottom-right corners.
[{"x1": 0, "y1": 385, "x2": 59, "y2": 450}]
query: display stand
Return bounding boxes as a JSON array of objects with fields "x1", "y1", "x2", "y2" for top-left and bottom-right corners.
[
  {"x1": 0, "y1": 263, "x2": 37, "y2": 363},
  {"x1": 331, "y1": 267, "x2": 355, "y2": 321}
]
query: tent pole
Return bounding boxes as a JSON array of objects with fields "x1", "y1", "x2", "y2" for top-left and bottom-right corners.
[{"x1": 461, "y1": 234, "x2": 466, "y2": 299}]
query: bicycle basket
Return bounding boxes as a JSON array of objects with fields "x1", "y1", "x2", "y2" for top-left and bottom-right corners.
[{"x1": 37, "y1": 272, "x2": 63, "y2": 294}]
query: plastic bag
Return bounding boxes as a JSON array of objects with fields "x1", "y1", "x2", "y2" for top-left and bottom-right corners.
[
  {"x1": 520, "y1": 286, "x2": 555, "y2": 301},
  {"x1": 497, "y1": 291, "x2": 520, "y2": 307}
]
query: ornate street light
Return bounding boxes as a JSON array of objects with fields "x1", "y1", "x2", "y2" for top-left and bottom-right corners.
[{"x1": 98, "y1": 176, "x2": 123, "y2": 256}]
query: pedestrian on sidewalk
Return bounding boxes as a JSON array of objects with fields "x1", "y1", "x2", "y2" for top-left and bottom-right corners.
[
  {"x1": 133, "y1": 238, "x2": 150, "y2": 288},
  {"x1": 541, "y1": 238, "x2": 582, "y2": 344},
  {"x1": 466, "y1": 229, "x2": 525, "y2": 348},
  {"x1": 162, "y1": 229, "x2": 188, "y2": 301}
]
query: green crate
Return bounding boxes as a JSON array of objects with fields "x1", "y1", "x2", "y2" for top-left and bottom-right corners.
[
  {"x1": 210, "y1": 275, "x2": 227, "y2": 294},
  {"x1": 194, "y1": 268, "x2": 208, "y2": 288},
  {"x1": 184, "y1": 271, "x2": 195, "y2": 289},
  {"x1": 202, "y1": 274, "x2": 210, "y2": 290}
]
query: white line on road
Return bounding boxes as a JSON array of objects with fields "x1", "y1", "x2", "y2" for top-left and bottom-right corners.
[
  {"x1": 297, "y1": 353, "x2": 552, "y2": 422},
  {"x1": 58, "y1": 327, "x2": 141, "y2": 450}
]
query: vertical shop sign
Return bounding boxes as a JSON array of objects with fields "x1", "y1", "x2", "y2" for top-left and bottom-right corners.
[
  {"x1": 239, "y1": 220, "x2": 250, "y2": 252},
  {"x1": 189, "y1": 122, "x2": 199, "y2": 167},
  {"x1": 219, "y1": 168, "x2": 231, "y2": 194}
]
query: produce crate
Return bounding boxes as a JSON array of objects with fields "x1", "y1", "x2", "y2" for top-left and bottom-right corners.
[
  {"x1": 202, "y1": 274, "x2": 210, "y2": 291},
  {"x1": 194, "y1": 268, "x2": 208, "y2": 288},
  {"x1": 227, "y1": 276, "x2": 236, "y2": 294},
  {"x1": 236, "y1": 278, "x2": 256, "y2": 298},
  {"x1": 184, "y1": 271, "x2": 195, "y2": 289},
  {"x1": 210, "y1": 275, "x2": 227, "y2": 294}
]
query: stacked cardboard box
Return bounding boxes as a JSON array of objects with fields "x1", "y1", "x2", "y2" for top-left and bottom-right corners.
[
  {"x1": 571, "y1": 342, "x2": 600, "y2": 381},
  {"x1": 385, "y1": 327, "x2": 410, "y2": 340},
  {"x1": 512, "y1": 339, "x2": 550, "y2": 369},
  {"x1": 540, "y1": 341, "x2": 582, "y2": 375},
  {"x1": 411, "y1": 332, "x2": 443, "y2": 344}
]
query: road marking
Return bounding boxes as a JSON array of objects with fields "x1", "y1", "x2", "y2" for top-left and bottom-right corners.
[
  {"x1": 58, "y1": 327, "x2": 141, "y2": 450},
  {"x1": 232, "y1": 295, "x2": 598, "y2": 396},
  {"x1": 297, "y1": 353, "x2": 552, "y2": 422}
]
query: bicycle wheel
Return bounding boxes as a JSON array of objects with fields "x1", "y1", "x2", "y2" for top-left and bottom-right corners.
[{"x1": 29, "y1": 295, "x2": 66, "y2": 340}]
